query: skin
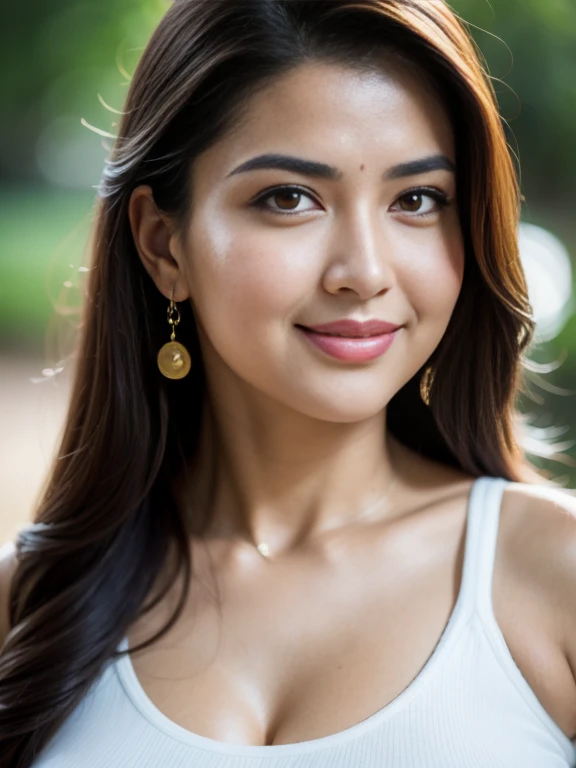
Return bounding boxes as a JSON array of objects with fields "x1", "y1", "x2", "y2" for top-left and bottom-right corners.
[
  {"x1": 124, "y1": 61, "x2": 576, "y2": 746},
  {"x1": 131, "y1": 60, "x2": 464, "y2": 548}
]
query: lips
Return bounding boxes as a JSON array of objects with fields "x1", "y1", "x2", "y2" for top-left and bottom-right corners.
[
  {"x1": 308, "y1": 330, "x2": 381, "y2": 338},
  {"x1": 297, "y1": 318, "x2": 402, "y2": 337},
  {"x1": 296, "y1": 325, "x2": 399, "y2": 362}
]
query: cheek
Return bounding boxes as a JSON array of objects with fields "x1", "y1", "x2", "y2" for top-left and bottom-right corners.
[
  {"x1": 186, "y1": 222, "x2": 316, "y2": 357},
  {"x1": 225, "y1": 251, "x2": 305, "y2": 318},
  {"x1": 189, "y1": 214, "x2": 319, "y2": 322},
  {"x1": 397, "y1": 221, "x2": 465, "y2": 322}
]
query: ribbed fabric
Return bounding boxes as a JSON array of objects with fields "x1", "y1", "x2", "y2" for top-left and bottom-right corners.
[{"x1": 32, "y1": 476, "x2": 576, "y2": 767}]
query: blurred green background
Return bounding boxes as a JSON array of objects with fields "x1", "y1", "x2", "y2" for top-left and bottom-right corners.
[{"x1": 1, "y1": 0, "x2": 575, "y2": 494}]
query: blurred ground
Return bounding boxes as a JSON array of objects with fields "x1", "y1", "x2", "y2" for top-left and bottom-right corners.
[{"x1": 0, "y1": 354, "x2": 71, "y2": 544}]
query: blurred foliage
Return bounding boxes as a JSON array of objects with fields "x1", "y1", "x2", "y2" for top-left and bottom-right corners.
[
  {"x1": 0, "y1": 0, "x2": 575, "y2": 479},
  {"x1": 450, "y1": 0, "x2": 576, "y2": 205},
  {"x1": 0, "y1": 0, "x2": 169, "y2": 182}
]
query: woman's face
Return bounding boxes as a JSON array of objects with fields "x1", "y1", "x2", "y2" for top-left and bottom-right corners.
[{"x1": 178, "y1": 60, "x2": 464, "y2": 422}]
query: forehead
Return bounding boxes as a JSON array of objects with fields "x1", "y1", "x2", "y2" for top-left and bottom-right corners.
[{"x1": 198, "y1": 61, "x2": 455, "y2": 179}]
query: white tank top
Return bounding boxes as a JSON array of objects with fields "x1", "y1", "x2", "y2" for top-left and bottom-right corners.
[{"x1": 31, "y1": 476, "x2": 576, "y2": 766}]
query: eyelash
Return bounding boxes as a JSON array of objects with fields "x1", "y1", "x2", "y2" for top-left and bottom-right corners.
[{"x1": 250, "y1": 184, "x2": 451, "y2": 218}]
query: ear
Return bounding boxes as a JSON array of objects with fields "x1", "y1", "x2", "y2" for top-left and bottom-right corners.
[{"x1": 127, "y1": 185, "x2": 189, "y2": 301}]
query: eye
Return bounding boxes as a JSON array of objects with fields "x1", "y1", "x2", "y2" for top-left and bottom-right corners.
[
  {"x1": 390, "y1": 187, "x2": 450, "y2": 218},
  {"x1": 250, "y1": 184, "x2": 451, "y2": 218},
  {"x1": 250, "y1": 185, "x2": 320, "y2": 216}
]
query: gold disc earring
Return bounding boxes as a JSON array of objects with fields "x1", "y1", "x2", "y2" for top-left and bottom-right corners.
[
  {"x1": 157, "y1": 292, "x2": 192, "y2": 380},
  {"x1": 420, "y1": 365, "x2": 435, "y2": 406}
]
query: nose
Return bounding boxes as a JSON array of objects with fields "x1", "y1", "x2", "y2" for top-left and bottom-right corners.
[{"x1": 321, "y1": 204, "x2": 396, "y2": 300}]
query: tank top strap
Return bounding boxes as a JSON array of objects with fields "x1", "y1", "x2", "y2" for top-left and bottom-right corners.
[{"x1": 458, "y1": 475, "x2": 510, "y2": 621}]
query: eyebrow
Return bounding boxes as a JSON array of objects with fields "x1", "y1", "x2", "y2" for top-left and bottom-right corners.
[{"x1": 226, "y1": 153, "x2": 456, "y2": 181}]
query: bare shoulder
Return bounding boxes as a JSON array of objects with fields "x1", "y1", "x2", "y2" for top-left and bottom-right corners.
[
  {"x1": 481, "y1": 480, "x2": 576, "y2": 738},
  {"x1": 498, "y1": 481, "x2": 576, "y2": 705},
  {"x1": 499, "y1": 480, "x2": 576, "y2": 609},
  {"x1": 0, "y1": 539, "x2": 19, "y2": 647}
]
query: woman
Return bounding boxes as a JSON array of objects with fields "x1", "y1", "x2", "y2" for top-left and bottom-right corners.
[{"x1": 1, "y1": 0, "x2": 576, "y2": 765}]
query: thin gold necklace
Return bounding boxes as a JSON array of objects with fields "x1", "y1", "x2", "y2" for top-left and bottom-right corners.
[{"x1": 252, "y1": 475, "x2": 399, "y2": 559}]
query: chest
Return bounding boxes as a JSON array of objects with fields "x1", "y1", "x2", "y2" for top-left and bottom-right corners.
[{"x1": 124, "y1": 492, "x2": 572, "y2": 747}]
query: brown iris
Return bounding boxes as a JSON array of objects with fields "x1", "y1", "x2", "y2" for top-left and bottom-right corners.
[
  {"x1": 398, "y1": 192, "x2": 424, "y2": 212},
  {"x1": 272, "y1": 189, "x2": 301, "y2": 210}
]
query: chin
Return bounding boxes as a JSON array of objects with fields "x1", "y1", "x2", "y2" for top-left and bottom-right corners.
[{"x1": 287, "y1": 389, "x2": 390, "y2": 424}]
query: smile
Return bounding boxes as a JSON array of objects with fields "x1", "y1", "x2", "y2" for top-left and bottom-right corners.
[{"x1": 296, "y1": 326, "x2": 399, "y2": 362}]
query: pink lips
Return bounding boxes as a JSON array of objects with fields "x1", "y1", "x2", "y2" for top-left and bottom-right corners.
[
  {"x1": 296, "y1": 318, "x2": 402, "y2": 362},
  {"x1": 304, "y1": 318, "x2": 402, "y2": 336}
]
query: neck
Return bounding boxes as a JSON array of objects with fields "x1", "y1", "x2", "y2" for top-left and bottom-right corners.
[{"x1": 179, "y1": 395, "x2": 406, "y2": 556}]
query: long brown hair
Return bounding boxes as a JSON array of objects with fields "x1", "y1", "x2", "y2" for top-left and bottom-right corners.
[{"x1": 0, "y1": 0, "x2": 557, "y2": 763}]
